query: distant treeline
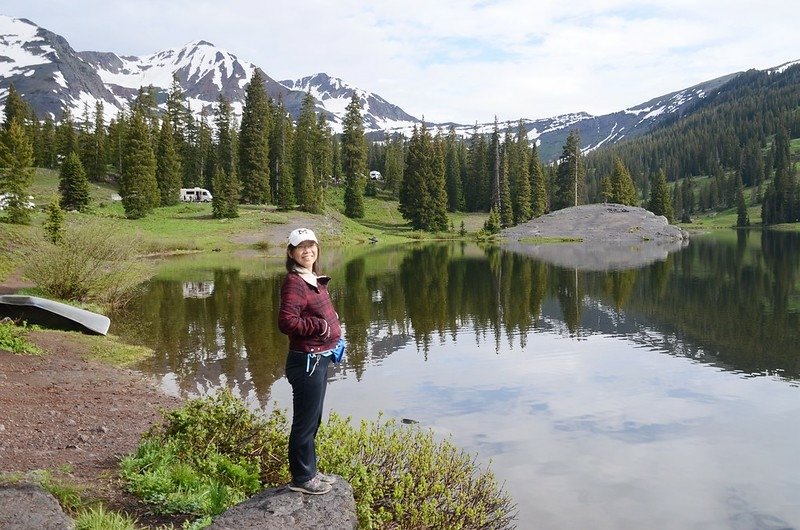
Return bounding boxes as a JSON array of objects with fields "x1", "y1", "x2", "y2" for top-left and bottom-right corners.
[{"x1": 2, "y1": 64, "x2": 799, "y2": 227}]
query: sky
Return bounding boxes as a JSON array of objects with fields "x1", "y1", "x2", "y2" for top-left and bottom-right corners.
[{"x1": 3, "y1": 0, "x2": 800, "y2": 124}]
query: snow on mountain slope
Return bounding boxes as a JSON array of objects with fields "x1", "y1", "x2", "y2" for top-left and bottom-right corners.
[
  {"x1": 279, "y1": 73, "x2": 421, "y2": 134},
  {"x1": 2, "y1": 14, "x2": 799, "y2": 161}
]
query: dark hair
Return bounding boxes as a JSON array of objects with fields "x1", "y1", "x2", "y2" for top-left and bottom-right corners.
[{"x1": 285, "y1": 242, "x2": 320, "y2": 274}]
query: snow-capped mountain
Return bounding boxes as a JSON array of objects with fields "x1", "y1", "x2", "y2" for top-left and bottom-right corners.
[
  {"x1": 280, "y1": 73, "x2": 421, "y2": 133},
  {"x1": 1, "y1": 14, "x2": 797, "y2": 161}
]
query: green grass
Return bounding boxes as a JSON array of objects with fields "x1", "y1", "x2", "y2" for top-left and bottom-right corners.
[
  {"x1": 70, "y1": 332, "x2": 155, "y2": 367},
  {"x1": 0, "y1": 321, "x2": 43, "y2": 354},
  {"x1": 680, "y1": 204, "x2": 763, "y2": 230}
]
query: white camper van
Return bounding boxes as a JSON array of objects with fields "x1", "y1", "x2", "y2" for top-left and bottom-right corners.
[{"x1": 179, "y1": 187, "x2": 213, "y2": 202}]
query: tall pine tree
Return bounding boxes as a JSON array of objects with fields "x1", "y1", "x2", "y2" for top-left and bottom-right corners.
[
  {"x1": 512, "y1": 121, "x2": 533, "y2": 224},
  {"x1": 554, "y1": 130, "x2": 585, "y2": 210},
  {"x1": 59, "y1": 151, "x2": 91, "y2": 211},
  {"x1": 648, "y1": 169, "x2": 675, "y2": 222},
  {"x1": 341, "y1": 93, "x2": 367, "y2": 218},
  {"x1": 156, "y1": 115, "x2": 182, "y2": 206},
  {"x1": 238, "y1": 70, "x2": 271, "y2": 204},
  {"x1": 0, "y1": 118, "x2": 35, "y2": 224},
  {"x1": 120, "y1": 108, "x2": 159, "y2": 219}
]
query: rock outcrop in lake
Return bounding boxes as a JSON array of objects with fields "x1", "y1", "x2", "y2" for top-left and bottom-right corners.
[{"x1": 501, "y1": 204, "x2": 689, "y2": 270}]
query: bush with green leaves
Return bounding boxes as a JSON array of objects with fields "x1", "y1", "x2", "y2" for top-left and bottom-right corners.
[
  {"x1": 121, "y1": 390, "x2": 516, "y2": 529},
  {"x1": 20, "y1": 220, "x2": 152, "y2": 307},
  {"x1": 0, "y1": 320, "x2": 42, "y2": 354},
  {"x1": 120, "y1": 389, "x2": 289, "y2": 517},
  {"x1": 317, "y1": 412, "x2": 516, "y2": 530}
]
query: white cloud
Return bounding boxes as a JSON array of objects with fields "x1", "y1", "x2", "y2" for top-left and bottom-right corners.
[{"x1": 3, "y1": 0, "x2": 800, "y2": 123}]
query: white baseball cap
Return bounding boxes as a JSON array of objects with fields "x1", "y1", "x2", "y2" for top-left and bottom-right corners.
[{"x1": 287, "y1": 228, "x2": 318, "y2": 247}]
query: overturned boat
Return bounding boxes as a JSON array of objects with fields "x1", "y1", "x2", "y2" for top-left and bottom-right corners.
[{"x1": 0, "y1": 295, "x2": 110, "y2": 335}]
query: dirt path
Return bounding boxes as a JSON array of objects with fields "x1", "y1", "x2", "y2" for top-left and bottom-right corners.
[{"x1": 0, "y1": 330, "x2": 181, "y2": 524}]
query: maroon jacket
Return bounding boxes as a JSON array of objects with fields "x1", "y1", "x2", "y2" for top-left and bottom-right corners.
[{"x1": 278, "y1": 271, "x2": 342, "y2": 353}]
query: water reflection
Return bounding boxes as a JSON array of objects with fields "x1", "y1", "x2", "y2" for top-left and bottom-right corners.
[
  {"x1": 115, "y1": 231, "x2": 800, "y2": 403},
  {"x1": 112, "y1": 231, "x2": 800, "y2": 528}
]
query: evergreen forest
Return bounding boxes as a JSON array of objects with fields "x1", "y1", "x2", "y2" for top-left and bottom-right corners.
[{"x1": 2, "y1": 64, "x2": 799, "y2": 230}]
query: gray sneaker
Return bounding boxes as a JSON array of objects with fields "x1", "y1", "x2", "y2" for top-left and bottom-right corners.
[
  {"x1": 316, "y1": 471, "x2": 336, "y2": 484},
  {"x1": 288, "y1": 475, "x2": 332, "y2": 495}
]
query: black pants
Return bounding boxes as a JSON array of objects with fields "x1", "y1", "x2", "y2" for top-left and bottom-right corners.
[{"x1": 285, "y1": 352, "x2": 331, "y2": 484}]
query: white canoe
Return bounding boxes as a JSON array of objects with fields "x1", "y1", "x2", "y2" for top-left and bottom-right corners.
[{"x1": 0, "y1": 295, "x2": 111, "y2": 335}]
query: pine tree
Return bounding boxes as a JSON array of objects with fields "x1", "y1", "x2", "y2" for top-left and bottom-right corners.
[
  {"x1": 530, "y1": 143, "x2": 547, "y2": 217},
  {"x1": 399, "y1": 125, "x2": 429, "y2": 229},
  {"x1": 648, "y1": 169, "x2": 674, "y2": 222},
  {"x1": 610, "y1": 157, "x2": 638, "y2": 205},
  {"x1": 120, "y1": 109, "x2": 159, "y2": 219},
  {"x1": 341, "y1": 93, "x2": 366, "y2": 218},
  {"x1": 383, "y1": 135, "x2": 404, "y2": 200},
  {"x1": 212, "y1": 94, "x2": 239, "y2": 217},
  {"x1": 43, "y1": 196, "x2": 65, "y2": 244},
  {"x1": 270, "y1": 99, "x2": 295, "y2": 209},
  {"x1": 483, "y1": 206, "x2": 501, "y2": 234},
  {"x1": 736, "y1": 175, "x2": 749, "y2": 227},
  {"x1": 427, "y1": 130, "x2": 449, "y2": 231},
  {"x1": 465, "y1": 127, "x2": 488, "y2": 211},
  {"x1": 77, "y1": 103, "x2": 94, "y2": 177},
  {"x1": 87, "y1": 101, "x2": 107, "y2": 181},
  {"x1": 238, "y1": 70, "x2": 271, "y2": 204},
  {"x1": 39, "y1": 115, "x2": 57, "y2": 169},
  {"x1": 499, "y1": 132, "x2": 513, "y2": 228},
  {"x1": 311, "y1": 114, "x2": 332, "y2": 212},
  {"x1": 490, "y1": 120, "x2": 501, "y2": 214},
  {"x1": 293, "y1": 92, "x2": 318, "y2": 210},
  {"x1": 211, "y1": 165, "x2": 240, "y2": 219},
  {"x1": 512, "y1": 121, "x2": 532, "y2": 223},
  {"x1": 58, "y1": 151, "x2": 90, "y2": 211},
  {"x1": 2, "y1": 84, "x2": 29, "y2": 131},
  {"x1": 554, "y1": 130, "x2": 584, "y2": 210},
  {"x1": 763, "y1": 126, "x2": 795, "y2": 224},
  {"x1": 56, "y1": 107, "x2": 79, "y2": 161},
  {"x1": 107, "y1": 114, "x2": 126, "y2": 176},
  {"x1": 156, "y1": 115, "x2": 182, "y2": 206},
  {"x1": 0, "y1": 119, "x2": 35, "y2": 224},
  {"x1": 445, "y1": 127, "x2": 464, "y2": 211}
]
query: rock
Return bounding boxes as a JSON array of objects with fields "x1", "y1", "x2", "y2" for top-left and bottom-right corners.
[
  {"x1": 0, "y1": 483, "x2": 74, "y2": 530},
  {"x1": 208, "y1": 476, "x2": 357, "y2": 530},
  {"x1": 502, "y1": 204, "x2": 689, "y2": 271}
]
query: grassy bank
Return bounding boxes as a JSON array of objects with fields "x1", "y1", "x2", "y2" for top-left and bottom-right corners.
[{"x1": 0, "y1": 170, "x2": 488, "y2": 285}]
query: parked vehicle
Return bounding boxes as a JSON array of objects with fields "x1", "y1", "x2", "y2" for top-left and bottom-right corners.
[{"x1": 179, "y1": 187, "x2": 213, "y2": 202}]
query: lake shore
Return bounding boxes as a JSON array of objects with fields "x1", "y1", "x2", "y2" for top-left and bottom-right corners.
[{"x1": 0, "y1": 313, "x2": 183, "y2": 527}]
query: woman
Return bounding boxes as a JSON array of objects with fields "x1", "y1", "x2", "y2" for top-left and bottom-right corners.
[{"x1": 278, "y1": 228, "x2": 341, "y2": 495}]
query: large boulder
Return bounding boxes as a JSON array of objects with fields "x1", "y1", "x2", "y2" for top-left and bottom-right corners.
[
  {"x1": 0, "y1": 483, "x2": 74, "y2": 530},
  {"x1": 502, "y1": 204, "x2": 689, "y2": 270},
  {"x1": 208, "y1": 476, "x2": 357, "y2": 530}
]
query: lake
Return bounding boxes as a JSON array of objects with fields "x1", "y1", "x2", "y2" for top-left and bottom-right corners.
[{"x1": 113, "y1": 230, "x2": 800, "y2": 530}]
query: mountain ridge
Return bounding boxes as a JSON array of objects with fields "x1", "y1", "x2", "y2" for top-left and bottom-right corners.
[{"x1": 1, "y1": 14, "x2": 798, "y2": 161}]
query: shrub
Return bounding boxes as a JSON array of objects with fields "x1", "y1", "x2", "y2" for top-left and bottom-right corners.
[
  {"x1": 317, "y1": 412, "x2": 517, "y2": 530},
  {"x1": 121, "y1": 391, "x2": 516, "y2": 529},
  {"x1": 120, "y1": 389, "x2": 289, "y2": 516},
  {"x1": 19, "y1": 220, "x2": 152, "y2": 307},
  {"x1": 0, "y1": 320, "x2": 42, "y2": 354}
]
